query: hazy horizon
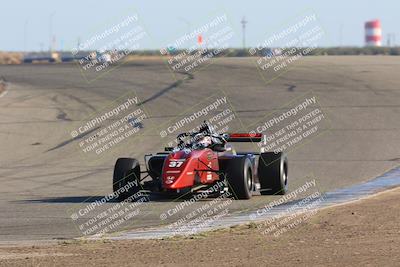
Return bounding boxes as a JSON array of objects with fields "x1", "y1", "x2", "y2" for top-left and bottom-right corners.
[{"x1": 1, "y1": 0, "x2": 399, "y2": 51}]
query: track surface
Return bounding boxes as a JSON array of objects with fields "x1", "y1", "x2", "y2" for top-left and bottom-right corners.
[{"x1": 0, "y1": 56, "x2": 399, "y2": 242}]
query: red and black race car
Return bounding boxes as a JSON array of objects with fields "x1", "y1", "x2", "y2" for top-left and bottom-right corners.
[{"x1": 113, "y1": 122, "x2": 288, "y2": 201}]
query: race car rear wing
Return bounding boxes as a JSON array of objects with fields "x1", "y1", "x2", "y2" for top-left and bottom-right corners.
[{"x1": 227, "y1": 133, "x2": 262, "y2": 142}]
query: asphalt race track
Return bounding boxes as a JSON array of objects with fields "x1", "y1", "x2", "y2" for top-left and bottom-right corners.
[{"x1": 0, "y1": 56, "x2": 399, "y2": 242}]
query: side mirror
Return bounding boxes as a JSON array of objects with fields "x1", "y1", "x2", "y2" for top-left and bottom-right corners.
[{"x1": 164, "y1": 147, "x2": 174, "y2": 151}]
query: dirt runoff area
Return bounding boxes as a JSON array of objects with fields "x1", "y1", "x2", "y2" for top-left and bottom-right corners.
[
  {"x1": 0, "y1": 85, "x2": 4, "y2": 96},
  {"x1": 1, "y1": 187, "x2": 399, "y2": 267},
  {"x1": 0, "y1": 79, "x2": 6, "y2": 96},
  {"x1": 0, "y1": 52, "x2": 22, "y2": 64}
]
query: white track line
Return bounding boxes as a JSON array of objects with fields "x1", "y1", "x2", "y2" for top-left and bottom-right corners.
[
  {"x1": 0, "y1": 81, "x2": 9, "y2": 98},
  {"x1": 85, "y1": 165, "x2": 400, "y2": 240},
  {"x1": 0, "y1": 89, "x2": 9, "y2": 98}
]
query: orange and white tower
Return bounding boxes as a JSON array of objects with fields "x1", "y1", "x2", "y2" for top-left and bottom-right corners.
[{"x1": 365, "y1": 20, "x2": 382, "y2": 46}]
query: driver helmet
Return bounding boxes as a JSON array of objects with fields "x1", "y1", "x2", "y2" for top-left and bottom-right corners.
[{"x1": 198, "y1": 136, "x2": 212, "y2": 147}]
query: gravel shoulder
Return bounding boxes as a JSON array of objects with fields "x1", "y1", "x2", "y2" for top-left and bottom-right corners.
[{"x1": 1, "y1": 186, "x2": 399, "y2": 267}]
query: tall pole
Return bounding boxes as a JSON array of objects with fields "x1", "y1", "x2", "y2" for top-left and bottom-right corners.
[
  {"x1": 77, "y1": 37, "x2": 81, "y2": 50},
  {"x1": 24, "y1": 19, "x2": 28, "y2": 52},
  {"x1": 177, "y1": 17, "x2": 191, "y2": 49},
  {"x1": 241, "y1": 16, "x2": 247, "y2": 49},
  {"x1": 387, "y1": 33, "x2": 396, "y2": 47},
  {"x1": 49, "y1": 12, "x2": 55, "y2": 52},
  {"x1": 178, "y1": 17, "x2": 191, "y2": 34}
]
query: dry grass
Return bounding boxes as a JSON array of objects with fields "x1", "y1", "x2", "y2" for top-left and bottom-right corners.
[{"x1": 0, "y1": 52, "x2": 22, "y2": 64}]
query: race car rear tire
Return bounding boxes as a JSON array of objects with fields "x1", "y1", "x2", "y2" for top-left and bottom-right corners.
[
  {"x1": 225, "y1": 157, "x2": 253, "y2": 200},
  {"x1": 258, "y1": 152, "x2": 288, "y2": 195},
  {"x1": 113, "y1": 158, "x2": 141, "y2": 201}
]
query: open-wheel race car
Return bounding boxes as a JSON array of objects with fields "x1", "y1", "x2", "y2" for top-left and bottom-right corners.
[{"x1": 113, "y1": 122, "x2": 288, "y2": 201}]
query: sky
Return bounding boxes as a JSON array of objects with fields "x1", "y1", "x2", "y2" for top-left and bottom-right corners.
[{"x1": 1, "y1": 0, "x2": 399, "y2": 51}]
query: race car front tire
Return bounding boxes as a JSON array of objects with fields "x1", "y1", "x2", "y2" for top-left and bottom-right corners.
[
  {"x1": 225, "y1": 157, "x2": 253, "y2": 199},
  {"x1": 113, "y1": 158, "x2": 141, "y2": 201},
  {"x1": 258, "y1": 152, "x2": 288, "y2": 195}
]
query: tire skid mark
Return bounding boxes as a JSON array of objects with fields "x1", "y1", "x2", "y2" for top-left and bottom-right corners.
[
  {"x1": 46, "y1": 126, "x2": 100, "y2": 152},
  {"x1": 137, "y1": 71, "x2": 193, "y2": 106}
]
